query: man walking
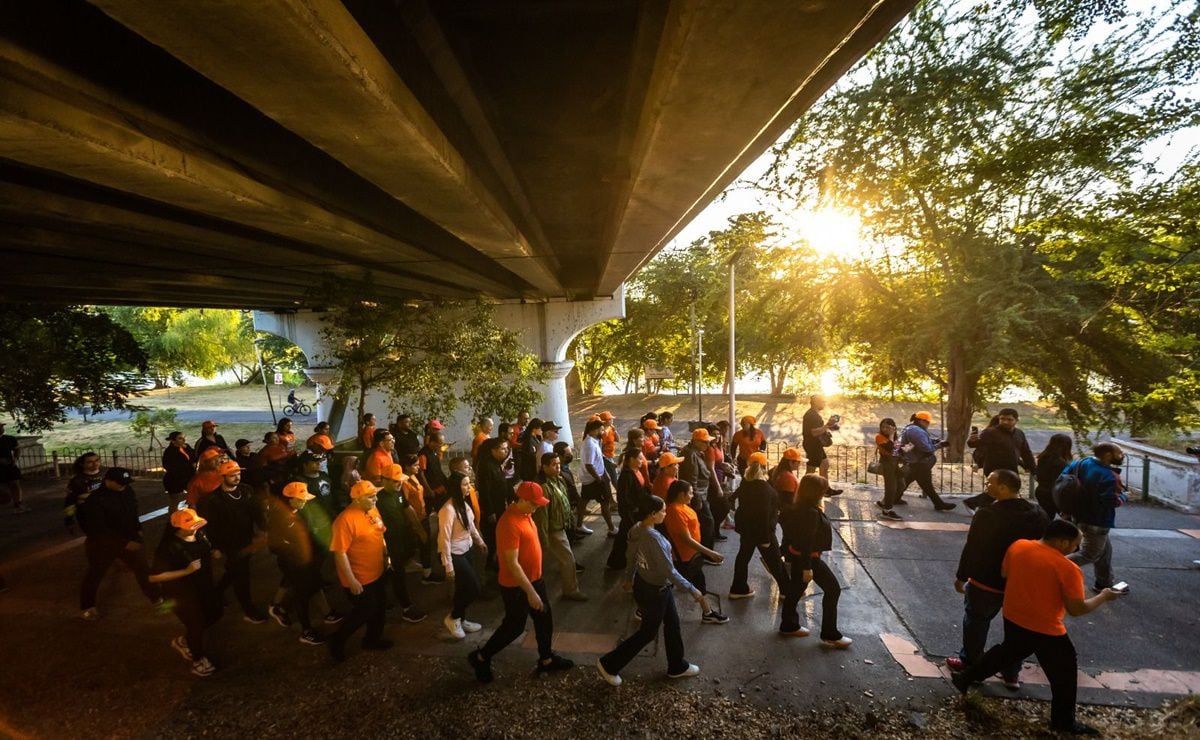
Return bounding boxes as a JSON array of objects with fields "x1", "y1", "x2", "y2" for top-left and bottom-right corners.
[
  {"x1": 801, "y1": 395, "x2": 842, "y2": 494},
  {"x1": 468, "y1": 482, "x2": 574, "y2": 682},
  {"x1": 77, "y1": 468, "x2": 160, "y2": 620},
  {"x1": 678, "y1": 428, "x2": 716, "y2": 549},
  {"x1": 900, "y1": 412, "x2": 957, "y2": 511},
  {"x1": 1064, "y1": 442, "x2": 1128, "y2": 592},
  {"x1": 952, "y1": 519, "x2": 1125, "y2": 735},
  {"x1": 577, "y1": 419, "x2": 615, "y2": 537},
  {"x1": 198, "y1": 460, "x2": 268, "y2": 623},
  {"x1": 328, "y1": 480, "x2": 392, "y2": 662},
  {"x1": 948, "y1": 469, "x2": 1047, "y2": 687},
  {"x1": 963, "y1": 409, "x2": 1036, "y2": 512}
]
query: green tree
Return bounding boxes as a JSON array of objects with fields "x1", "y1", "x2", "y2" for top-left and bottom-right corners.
[
  {"x1": 769, "y1": 0, "x2": 1199, "y2": 455},
  {"x1": 0, "y1": 306, "x2": 146, "y2": 432},
  {"x1": 232, "y1": 313, "x2": 307, "y2": 386},
  {"x1": 313, "y1": 277, "x2": 546, "y2": 430},
  {"x1": 105, "y1": 307, "x2": 247, "y2": 387},
  {"x1": 130, "y1": 407, "x2": 178, "y2": 449}
]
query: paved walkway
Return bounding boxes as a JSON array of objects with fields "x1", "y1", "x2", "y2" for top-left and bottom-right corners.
[{"x1": 1, "y1": 476, "x2": 1197, "y2": 736}]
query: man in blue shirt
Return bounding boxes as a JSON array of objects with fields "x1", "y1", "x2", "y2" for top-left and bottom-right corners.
[{"x1": 1065, "y1": 442, "x2": 1127, "y2": 592}]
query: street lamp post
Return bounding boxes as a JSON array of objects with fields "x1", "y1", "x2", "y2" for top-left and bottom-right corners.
[{"x1": 727, "y1": 257, "x2": 736, "y2": 439}]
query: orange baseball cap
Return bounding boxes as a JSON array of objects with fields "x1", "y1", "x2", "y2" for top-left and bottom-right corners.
[
  {"x1": 384, "y1": 464, "x2": 407, "y2": 481},
  {"x1": 658, "y1": 452, "x2": 683, "y2": 467},
  {"x1": 282, "y1": 481, "x2": 316, "y2": 501},
  {"x1": 781, "y1": 447, "x2": 804, "y2": 462},
  {"x1": 199, "y1": 447, "x2": 223, "y2": 461},
  {"x1": 914, "y1": 411, "x2": 934, "y2": 423},
  {"x1": 587, "y1": 414, "x2": 600, "y2": 423},
  {"x1": 643, "y1": 419, "x2": 658, "y2": 430},
  {"x1": 309, "y1": 434, "x2": 334, "y2": 451},
  {"x1": 748, "y1": 451, "x2": 769, "y2": 466},
  {"x1": 691, "y1": 428, "x2": 712, "y2": 442},
  {"x1": 598, "y1": 411, "x2": 614, "y2": 422},
  {"x1": 217, "y1": 460, "x2": 242, "y2": 476},
  {"x1": 741, "y1": 415, "x2": 756, "y2": 425},
  {"x1": 515, "y1": 481, "x2": 550, "y2": 507},
  {"x1": 350, "y1": 480, "x2": 382, "y2": 499},
  {"x1": 170, "y1": 508, "x2": 207, "y2": 531}
]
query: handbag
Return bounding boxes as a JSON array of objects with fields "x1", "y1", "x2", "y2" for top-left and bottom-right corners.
[{"x1": 867, "y1": 456, "x2": 883, "y2": 476}]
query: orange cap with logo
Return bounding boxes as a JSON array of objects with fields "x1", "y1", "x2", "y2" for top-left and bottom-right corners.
[
  {"x1": 217, "y1": 460, "x2": 242, "y2": 476},
  {"x1": 658, "y1": 452, "x2": 683, "y2": 467},
  {"x1": 781, "y1": 447, "x2": 804, "y2": 462},
  {"x1": 282, "y1": 481, "x2": 315, "y2": 501},
  {"x1": 350, "y1": 480, "x2": 383, "y2": 499},
  {"x1": 171, "y1": 508, "x2": 207, "y2": 531}
]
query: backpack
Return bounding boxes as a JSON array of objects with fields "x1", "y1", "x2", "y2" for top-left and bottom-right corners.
[{"x1": 1052, "y1": 459, "x2": 1085, "y2": 516}]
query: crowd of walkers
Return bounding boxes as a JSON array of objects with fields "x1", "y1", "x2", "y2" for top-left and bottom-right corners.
[{"x1": 54, "y1": 401, "x2": 1130, "y2": 733}]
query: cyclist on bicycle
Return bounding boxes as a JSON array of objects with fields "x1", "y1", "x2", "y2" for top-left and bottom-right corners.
[{"x1": 287, "y1": 388, "x2": 298, "y2": 406}]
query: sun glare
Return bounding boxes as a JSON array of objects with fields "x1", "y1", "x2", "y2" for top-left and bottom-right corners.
[
  {"x1": 820, "y1": 368, "x2": 843, "y2": 397},
  {"x1": 794, "y1": 207, "x2": 863, "y2": 259}
]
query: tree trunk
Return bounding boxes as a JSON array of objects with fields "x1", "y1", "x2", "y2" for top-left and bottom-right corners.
[
  {"x1": 356, "y1": 375, "x2": 367, "y2": 430},
  {"x1": 944, "y1": 345, "x2": 979, "y2": 463}
]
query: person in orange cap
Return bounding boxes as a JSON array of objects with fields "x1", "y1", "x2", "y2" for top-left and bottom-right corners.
[
  {"x1": 641, "y1": 418, "x2": 661, "y2": 468},
  {"x1": 266, "y1": 482, "x2": 325, "y2": 645},
  {"x1": 198, "y1": 461, "x2": 268, "y2": 623},
  {"x1": 195, "y1": 420, "x2": 228, "y2": 458},
  {"x1": 899, "y1": 412, "x2": 957, "y2": 511},
  {"x1": 731, "y1": 416, "x2": 767, "y2": 477},
  {"x1": 598, "y1": 411, "x2": 619, "y2": 485},
  {"x1": 678, "y1": 428, "x2": 717, "y2": 548},
  {"x1": 652, "y1": 451, "x2": 683, "y2": 500},
  {"x1": 77, "y1": 468, "x2": 160, "y2": 621},
  {"x1": 186, "y1": 447, "x2": 226, "y2": 508},
  {"x1": 327, "y1": 480, "x2": 391, "y2": 662},
  {"x1": 151, "y1": 508, "x2": 222, "y2": 677}
]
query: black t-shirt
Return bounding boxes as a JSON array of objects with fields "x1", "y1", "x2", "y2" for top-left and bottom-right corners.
[
  {"x1": 394, "y1": 429, "x2": 421, "y2": 457},
  {"x1": 0, "y1": 434, "x2": 18, "y2": 464},
  {"x1": 152, "y1": 530, "x2": 215, "y2": 597},
  {"x1": 802, "y1": 408, "x2": 824, "y2": 452}
]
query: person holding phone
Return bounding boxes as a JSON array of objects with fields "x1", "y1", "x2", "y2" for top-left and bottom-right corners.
[
  {"x1": 802, "y1": 395, "x2": 842, "y2": 495},
  {"x1": 151, "y1": 508, "x2": 222, "y2": 677}
]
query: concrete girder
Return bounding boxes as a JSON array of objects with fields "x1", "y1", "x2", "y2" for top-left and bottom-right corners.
[
  {"x1": 91, "y1": 0, "x2": 565, "y2": 298},
  {"x1": 0, "y1": 47, "x2": 509, "y2": 298}
]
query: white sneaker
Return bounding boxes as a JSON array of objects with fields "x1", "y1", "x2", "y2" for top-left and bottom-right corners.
[
  {"x1": 820, "y1": 636, "x2": 853, "y2": 649},
  {"x1": 171, "y1": 635, "x2": 193, "y2": 661},
  {"x1": 80, "y1": 607, "x2": 100, "y2": 621},
  {"x1": 191, "y1": 657, "x2": 216, "y2": 677},
  {"x1": 577, "y1": 525, "x2": 594, "y2": 535},
  {"x1": 444, "y1": 614, "x2": 465, "y2": 640},
  {"x1": 461, "y1": 619, "x2": 482, "y2": 633},
  {"x1": 667, "y1": 663, "x2": 701, "y2": 679},
  {"x1": 597, "y1": 658, "x2": 622, "y2": 687}
]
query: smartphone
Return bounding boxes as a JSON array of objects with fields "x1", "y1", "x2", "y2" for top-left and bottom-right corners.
[{"x1": 1111, "y1": 582, "x2": 1129, "y2": 593}]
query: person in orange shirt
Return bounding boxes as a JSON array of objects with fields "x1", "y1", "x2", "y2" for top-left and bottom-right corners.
[
  {"x1": 363, "y1": 431, "x2": 395, "y2": 485},
  {"x1": 769, "y1": 448, "x2": 804, "y2": 499},
  {"x1": 306, "y1": 422, "x2": 334, "y2": 454},
  {"x1": 358, "y1": 413, "x2": 377, "y2": 452},
  {"x1": 731, "y1": 416, "x2": 767, "y2": 476},
  {"x1": 275, "y1": 418, "x2": 296, "y2": 451},
  {"x1": 467, "y1": 482, "x2": 574, "y2": 682},
  {"x1": 599, "y1": 411, "x2": 618, "y2": 479},
  {"x1": 509, "y1": 410, "x2": 529, "y2": 448},
  {"x1": 652, "y1": 452, "x2": 683, "y2": 500},
  {"x1": 641, "y1": 418, "x2": 661, "y2": 466},
  {"x1": 471, "y1": 418, "x2": 494, "y2": 467},
  {"x1": 186, "y1": 448, "x2": 225, "y2": 508},
  {"x1": 663, "y1": 480, "x2": 727, "y2": 624},
  {"x1": 952, "y1": 519, "x2": 1126, "y2": 735},
  {"x1": 327, "y1": 480, "x2": 391, "y2": 662}
]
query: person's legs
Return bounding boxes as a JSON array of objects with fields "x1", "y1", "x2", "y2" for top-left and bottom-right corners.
[
  {"x1": 958, "y1": 583, "x2": 1019, "y2": 674},
  {"x1": 115, "y1": 546, "x2": 159, "y2": 603},
  {"x1": 912, "y1": 463, "x2": 948, "y2": 507},
  {"x1": 549, "y1": 529, "x2": 580, "y2": 594},
  {"x1": 1068, "y1": 525, "x2": 1113, "y2": 588},
  {"x1": 1034, "y1": 633, "x2": 1079, "y2": 730},
  {"x1": 810, "y1": 557, "x2": 842, "y2": 641},
  {"x1": 527, "y1": 580, "x2": 554, "y2": 660},
  {"x1": 694, "y1": 495, "x2": 715, "y2": 549},
  {"x1": 388, "y1": 562, "x2": 413, "y2": 609},
  {"x1": 284, "y1": 563, "x2": 316, "y2": 631},
  {"x1": 331, "y1": 584, "x2": 374, "y2": 646},
  {"x1": 229, "y1": 554, "x2": 261, "y2": 617},
  {"x1": 363, "y1": 579, "x2": 387, "y2": 644},
  {"x1": 780, "y1": 554, "x2": 809, "y2": 631},
  {"x1": 681, "y1": 554, "x2": 708, "y2": 597},
  {"x1": 959, "y1": 618, "x2": 1038, "y2": 686},
  {"x1": 606, "y1": 513, "x2": 632, "y2": 570},
  {"x1": 659, "y1": 587, "x2": 689, "y2": 675},
  {"x1": 451, "y1": 550, "x2": 480, "y2": 619},
  {"x1": 174, "y1": 594, "x2": 207, "y2": 661},
  {"x1": 80, "y1": 538, "x2": 118, "y2": 610},
  {"x1": 730, "y1": 537, "x2": 757, "y2": 594},
  {"x1": 479, "y1": 585, "x2": 531, "y2": 660},
  {"x1": 756, "y1": 538, "x2": 789, "y2": 592},
  {"x1": 881, "y1": 461, "x2": 903, "y2": 507},
  {"x1": 709, "y1": 488, "x2": 730, "y2": 537},
  {"x1": 600, "y1": 577, "x2": 667, "y2": 675}
]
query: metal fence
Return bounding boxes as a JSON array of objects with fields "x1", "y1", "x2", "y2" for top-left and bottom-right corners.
[
  {"x1": 19, "y1": 446, "x2": 165, "y2": 479},
  {"x1": 763, "y1": 440, "x2": 990, "y2": 496}
]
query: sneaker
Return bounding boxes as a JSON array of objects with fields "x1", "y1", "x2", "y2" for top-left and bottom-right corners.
[
  {"x1": 537, "y1": 653, "x2": 574, "y2": 673},
  {"x1": 243, "y1": 612, "x2": 269, "y2": 624},
  {"x1": 80, "y1": 607, "x2": 100, "y2": 621},
  {"x1": 1051, "y1": 721, "x2": 1101, "y2": 736},
  {"x1": 821, "y1": 636, "x2": 853, "y2": 649},
  {"x1": 667, "y1": 663, "x2": 701, "y2": 679},
  {"x1": 950, "y1": 669, "x2": 970, "y2": 694},
  {"x1": 701, "y1": 558, "x2": 720, "y2": 566},
  {"x1": 299, "y1": 629, "x2": 326, "y2": 646},
  {"x1": 468, "y1": 649, "x2": 493, "y2": 683},
  {"x1": 945, "y1": 656, "x2": 966, "y2": 672},
  {"x1": 401, "y1": 605, "x2": 428, "y2": 623},
  {"x1": 633, "y1": 608, "x2": 642, "y2": 621},
  {"x1": 444, "y1": 614, "x2": 466, "y2": 640},
  {"x1": 577, "y1": 525, "x2": 594, "y2": 535},
  {"x1": 191, "y1": 657, "x2": 216, "y2": 677},
  {"x1": 575, "y1": 563, "x2": 585, "y2": 574},
  {"x1": 171, "y1": 635, "x2": 193, "y2": 661},
  {"x1": 597, "y1": 658, "x2": 622, "y2": 687},
  {"x1": 934, "y1": 502, "x2": 957, "y2": 512},
  {"x1": 874, "y1": 500, "x2": 887, "y2": 509},
  {"x1": 324, "y1": 611, "x2": 345, "y2": 625},
  {"x1": 721, "y1": 521, "x2": 736, "y2": 530},
  {"x1": 714, "y1": 533, "x2": 728, "y2": 542},
  {"x1": 562, "y1": 590, "x2": 589, "y2": 602},
  {"x1": 880, "y1": 509, "x2": 903, "y2": 521},
  {"x1": 362, "y1": 638, "x2": 394, "y2": 651},
  {"x1": 779, "y1": 626, "x2": 810, "y2": 637},
  {"x1": 1001, "y1": 672, "x2": 1022, "y2": 691},
  {"x1": 462, "y1": 619, "x2": 482, "y2": 633},
  {"x1": 267, "y1": 604, "x2": 291, "y2": 627},
  {"x1": 701, "y1": 610, "x2": 730, "y2": 625},
  {"x1": 728, "y1": 590, "x2": 756, "y2": 600},
  {"x1": 421, "y1": 573, "x2": 446, "y2": 585},
  {"x1": 894, "y1": 498, "x2": 908, "y2": 506}
]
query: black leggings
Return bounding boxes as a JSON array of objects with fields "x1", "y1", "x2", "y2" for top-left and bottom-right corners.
[
  {"x1": 600, "y1": 576, "x2": 688, "y2": 676},
  {"x1": 781, "y1": 553, "x2": 842, "y2": 640},
  {"x1": 678, "y1": 554, "x2": 708, "y2": 597},
  {"x1": 80, "y1": 538, "x2": 158, "y2": 610},
  {"x1": 450, "y1": 549, "x2": 480, "y2": 620},
  {"x1": 730, "y1": 535, "x2": 788, "y2": 595},
  {"x1": 279, "y1": 558, "x2": 319, "y2": 630},
  {"x1": 480, "y1": 579, "x2": 553, "y2": 661}
]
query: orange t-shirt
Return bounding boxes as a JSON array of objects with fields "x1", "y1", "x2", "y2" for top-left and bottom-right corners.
[
  {"x1": 652, "y1": 473, "x2": 676, "y2": 500},
  {"x1": 495, "y1": 506, "x2": 542, "y2": 587},
  {"x1": 773, "y1": 470, "x2": 799, "y2": 495},
  {"x1": 509, "y1": 425, "x2": 523, "y2": 448},
  {"x1": 186, "y1": 470, "x2": 222, "y2": 508},
  {"x1": 472, "y1": 432, "x2": 488, "y2": 460},
  {"x1": 733, "y1": 429, "x2": 765, "y2": 462},
  {"x1": 400, "y1": 477, "x2": 426, "y2": 519},
  {"x1": 467, "y1": 483, "x2": 482, "y2": 525},
  {"x1": 1002, "y1": 539, "x2": 1085, "y2": 636},
  {"x1": 365, "y1": 449, "x2": 392, "y2": 483},
  {"x1": 601, "y1": 427, "x2": 617, "y2": 458},
  {"x1": 642, "y1": 434, "x2": 659, "y2": 460},
  {"x1": 360, "y1": 425, "x2": 376, "y2": 450},
  {"x1": 330, "y1": 506, "x2": 387, "y2": 587},
  {"x1": 665, "y1": 502, "x2": 700, "y2": 563},
  {"x1": 278, "y1": 431, "x2": 295, "y2": 449}
]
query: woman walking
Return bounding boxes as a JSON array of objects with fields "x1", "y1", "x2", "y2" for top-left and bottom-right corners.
[
  {"x1": 151, "y1": 508, "x2": 223, "y2": 677},
  {"x1": 728, "y1": 453, "x2": 788, "y2": 599},
  {"x1": 596, "y1": 495, "x2": 709, "y2": 686},
  {"x1": 439, "y1": 471, "x2": 487, "y2": 640},
  {"x1": 1035, "y1": 433, "x2": 1074, "y2": 518},
  {"x1": 873, "y1": 418, "x2": 904, "y2": 520},
  {"x1": 779, "y1": 474, "x2": 851, "y2": 647},
  {"x1": 664, "y1": 480, "x2": 728, "y2": 624},
  {"x1": 607, "y1": 448, "x2": 651, "y2": 571}
]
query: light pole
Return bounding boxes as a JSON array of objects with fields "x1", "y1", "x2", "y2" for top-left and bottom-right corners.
[
  {"x1": 696, "y1": 328, "x2": 705, "y2": 422},
  {"x1": 253, "y1": 337, "x2": 278, "y2": 425},
  {"x1": 727, "y1": 256, "x2": 736, "y2": 438}
]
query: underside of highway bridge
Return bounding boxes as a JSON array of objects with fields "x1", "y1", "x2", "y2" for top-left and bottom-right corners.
[{"x1": 1, "y1": 0, "x2": 916, "y2": 439}]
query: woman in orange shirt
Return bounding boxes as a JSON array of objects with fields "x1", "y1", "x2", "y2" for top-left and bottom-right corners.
[
  {"x1": 664, "y1": 480, "x2": 727, "y2": 624},
  {"x1": 874, "y1": 418, "x2": 904, "y2": 521},
  {"x1": 471, "y1": 418, "x2": 493, "y2": 468}
]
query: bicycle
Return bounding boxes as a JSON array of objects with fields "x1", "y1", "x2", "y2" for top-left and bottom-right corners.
[{"x1": 283, "y1": 400, "x2": 312, "y2": 417}]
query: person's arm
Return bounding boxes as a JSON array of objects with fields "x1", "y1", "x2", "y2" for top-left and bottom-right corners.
[
  {"x1": 334, "y1": 551, "x2": 362, "y2": 595},
  {"x1": 438, "y1": 506, "x2": 455, "y2": 575},
  {"x1": 1065, "y1": 589, "x2": 1123, "y2": 616},
  {"x1": 646, "y1": 531, "x2": 706, "y2": 605},
  {"x1": 149, "y1": 559, "x2": 201, "y2": 584},
  {"x1": 679, "y1": 525, "x2": 722, "y2": 562},
  {"x1": 954, "y1": 511, "x2": 990, "y2": 592},
  {"x1": 501, "y1": 547, "x2": 543, "y2": 611},
  {"x1": 1018, "y1": 432, "x2": 1036, "y2": 471}
]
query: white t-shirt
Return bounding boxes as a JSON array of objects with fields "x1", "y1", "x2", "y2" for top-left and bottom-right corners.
[{"x1": 580, "y1": 435, "x2": 605, "y2": 485}]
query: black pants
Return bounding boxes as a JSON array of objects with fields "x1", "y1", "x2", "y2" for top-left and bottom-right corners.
[
  {"x1": 450, "y1": 549, "x2": 480, "y2": 619},
  {"x1": 599, "y1": 576, "x2": 688, "y2": 675},
  {"x1": 607, "y1": 509, "x2": 635, "y2": 569},
  {"x1": 173, "y1": 589, "x2": 222, "y2": 661},
  {"x1": 278, "y1": 558, "x2": 319, "y2": 630},
  {"x1": 880, "y1": 457, "x2": 905, "y2": 508},
  {"x1": 216, "y1": 551, "x2": 259, "y2": 617},
  {"x1": 332, "y1": 578, "x2": 387, "y2": 646},
  {"x1": 730, "y1": 534, "x2": 788, "y2": 595},
  {"x1": 902, "y1": 461, "x2": 949, "y2": 507},
  {"x1": 480, "y1": 579, "x2": 553, "y2": 661},
  {"x1": 80, "y1": 538, "x2": 157, "y2": 610},
  {"x1": 709, "y1": 485, "x2": 731, "y2": 532},
  {"x1": 693, "y1": 494, "x2": 716, "y2": 549},
  {"x1": 961, "y1": 619, "x2": 1078, "y2": 730},
  {"x1": 678, "y1": 554, "x2": 708, "y2": 596},
  {"x1": 781, "y1": 553, "x2": 842, "y2": 640},
  {"x1": 387, "y1": 564, "x2": 413, "y2": 610}
]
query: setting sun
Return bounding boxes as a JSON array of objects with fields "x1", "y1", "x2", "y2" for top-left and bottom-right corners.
[{"x1": 793, "y1": 207, "x2": 863, "y2": 259}]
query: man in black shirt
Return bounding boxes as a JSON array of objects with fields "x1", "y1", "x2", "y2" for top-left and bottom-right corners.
[
  {"x1": 477, "y1": 439, "x2": 514, "y2": 571},
  {"x1": 198, "y1": 460, "x2": 268, "y2": 623},
  {"x1": 293, "y1": 451, "x2": 335, "y2": 515},
  {"x1": 77, "y1": 468, "x2": 159, "y2": 620},
  {"x1": 802, "y1": 395, "x2": 842, "y2": 495},
  {"x1": 0, "y1": 422, "x2": 27, "y2": 513},
  {"x1": 391, "y1": 414, "x2": 422, "y2": 458},
  {"x1": 964, "y1": 409, "x2": 1036, "y2": 512}
]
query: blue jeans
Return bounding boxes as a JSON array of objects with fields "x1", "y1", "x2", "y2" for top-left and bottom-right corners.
[{"x1": 959, "y1": 582, "x2": 1021, "y2": 677}]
